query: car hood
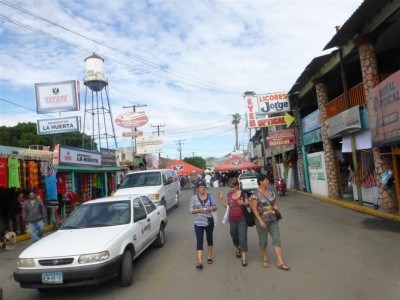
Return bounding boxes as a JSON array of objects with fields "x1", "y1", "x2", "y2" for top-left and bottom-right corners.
[{"x1": 19, "y1": 226, "x2": 128, "y2": 258}]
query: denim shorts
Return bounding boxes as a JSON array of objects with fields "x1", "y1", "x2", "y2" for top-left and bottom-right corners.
[{"x1": 255, "y1": 219, "x2": 281, "y2": 247}]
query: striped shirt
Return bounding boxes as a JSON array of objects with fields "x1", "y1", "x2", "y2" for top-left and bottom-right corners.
[{"x1": 190, "y1": 193, "x2": 215, "y2": 227}]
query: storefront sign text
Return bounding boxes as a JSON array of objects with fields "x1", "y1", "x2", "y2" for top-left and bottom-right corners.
[
  {"x1": 303, "y1": 128, "x2": 322, "y2": 145},
  {"x1": 54, "y1": 145, "x2": 101, "y2": 167},
  {"x1": 302, "y1": 109, "x2": 320, "y2": 134},
  {"x1": 37, "y1": 116, "x2": 80, "y2": 135},
  {"x1": 327, "y1": 106, "x2": 361, "y2": 138},
  {"x1": 258, "y1": 92, "x2": 290, "y2": 114}
]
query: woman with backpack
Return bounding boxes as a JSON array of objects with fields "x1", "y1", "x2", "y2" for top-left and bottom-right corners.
[{"x1": 218, "y1": 178, "x2": 250, "y2": 267}]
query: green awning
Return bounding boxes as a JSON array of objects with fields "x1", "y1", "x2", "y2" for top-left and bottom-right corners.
[{"x1": 54, "y1": 165, "x2": 121, "y2": 173}]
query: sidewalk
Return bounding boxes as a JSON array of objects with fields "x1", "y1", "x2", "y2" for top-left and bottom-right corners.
[{"x1": 289, "y1": 189, "x2": 400, "y2": 223}]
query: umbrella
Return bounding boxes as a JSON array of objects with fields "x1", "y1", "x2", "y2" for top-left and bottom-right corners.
[
  {"x1": 165, "y1": 160, "x2": 202, "y2": 175},
  {"x1": 214, "y1": 156, "x2": 260, "y2": 172}
]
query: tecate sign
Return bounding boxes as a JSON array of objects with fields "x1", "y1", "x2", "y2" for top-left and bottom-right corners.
[{"x1": 115, "y1": 112, "x2": 149, "y2": 128}]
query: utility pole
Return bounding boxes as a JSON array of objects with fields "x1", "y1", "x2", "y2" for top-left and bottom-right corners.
[
  {"x1": 176, "y1": 140, "x2": 185, "y2": 160},
  {"x1": 192, "y1": 152, "x2": 195, "y2": 157},
  {"x1": 152, "y1": 124, "x2": 165, "y2": 158},
  {"x1": 123, "y1": 104, "x2": 147, "y2": 163}
]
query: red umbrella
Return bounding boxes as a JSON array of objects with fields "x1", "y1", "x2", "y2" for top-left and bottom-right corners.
[
  {"x1": 214, "y1": 156, "x2": 260, "y2": 172},
  {"x1": 165, "y1": 160, "x2": 202, "y2": 175}
]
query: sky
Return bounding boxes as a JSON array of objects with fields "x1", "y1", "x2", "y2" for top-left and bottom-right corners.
[{"x1": 0, "y1": 0, "x2": 364, "y2": 160}]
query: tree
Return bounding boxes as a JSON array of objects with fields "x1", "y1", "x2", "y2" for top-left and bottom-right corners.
[
  {"x1": 0, "y1": 122, "x2": 97, "y2": 150},
  {"x1": 231, "y1": 113, "x2": 241, "y2": 150},
  {"x1": 184, "y1": 156, "x2": 206, "y2": 170}
]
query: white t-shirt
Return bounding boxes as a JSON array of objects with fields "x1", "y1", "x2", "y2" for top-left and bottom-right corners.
[{"x1": 205, "y1": 174, "x2": 211, "y2": 183}]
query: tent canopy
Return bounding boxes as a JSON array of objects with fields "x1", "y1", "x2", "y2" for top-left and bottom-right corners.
[
  {"x1": 214, "y1": 156, "x2": 260, "y2": 172},
  {"x1": 165, "y1": 160, "x2": 202, "y2": 175}
]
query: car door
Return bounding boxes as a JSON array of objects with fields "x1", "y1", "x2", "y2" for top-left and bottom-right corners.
[
  {"x1": 165, "y1": 170, "x2": 174, "y2": 208},
  {"x1": 141, "y1": 196, "x2": 159, "y2": 241},
  {"x1": 132, "y1": 197, "x2": 149, "y2": 254}
]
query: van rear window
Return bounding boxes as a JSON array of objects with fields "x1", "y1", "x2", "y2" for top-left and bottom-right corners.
[{"x1": 121, "y1": 172, "x2": 162, "y2": 188}]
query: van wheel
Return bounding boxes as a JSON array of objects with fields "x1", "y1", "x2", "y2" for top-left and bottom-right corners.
[
  {"x1": 119, "y1": 250, "x2": 133, "y2": 287},
  {"x1": 175, "y1": 192, "x2": 180, "y2": 208},
  {"x1": 154, "y1": 224, "x2": 165, "y2": 248}
]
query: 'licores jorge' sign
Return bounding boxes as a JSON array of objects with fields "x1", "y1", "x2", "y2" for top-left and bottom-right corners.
[{"x1": 257, "y1": 92, "x2": 290, "y2": 114}]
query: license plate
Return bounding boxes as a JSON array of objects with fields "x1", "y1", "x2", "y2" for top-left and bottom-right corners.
[{"x1": 42, "y1": 272, "x2": 63, "y2": 284}]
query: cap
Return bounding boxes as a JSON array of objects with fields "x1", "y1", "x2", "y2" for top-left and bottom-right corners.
[{"x1": 197, "y1": 180, "x2": 206, "y2": 188}]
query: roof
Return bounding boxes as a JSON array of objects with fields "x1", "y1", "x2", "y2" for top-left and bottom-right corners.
[
  {"x1": 288, "y1": 51, "x2": 337, "y2": 95},
  {"x1": 324, "y1": 0, "x2": 392, "y2": 50},
  {"x1": 165, "y1": 160, "x2": 202, "y2": 175},
  {"x1": 214, "y1": 156, "x2": 260, "y2": 172}
]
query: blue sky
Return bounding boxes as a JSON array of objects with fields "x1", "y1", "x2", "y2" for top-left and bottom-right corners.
[{"x1": 0, "y1": 0, "x2": 363, "y2": 159}]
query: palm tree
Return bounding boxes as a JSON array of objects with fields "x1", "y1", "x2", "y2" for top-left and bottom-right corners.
[{"x1": 231, "y1": 113, "x2": 241, "y2": 150}]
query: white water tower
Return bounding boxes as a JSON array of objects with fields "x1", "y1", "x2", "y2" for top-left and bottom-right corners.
[{"x1": 82, "y1": 53, "x2": 117, "y2": 150}]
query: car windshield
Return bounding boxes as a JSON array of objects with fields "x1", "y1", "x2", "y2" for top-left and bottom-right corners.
[
  {"x1": 240, "y1": 173, "x2": 258, "y2": 179},
  {"x1": 60, "y1": 200, "x2": 131, "y2": 229},
  {"x1": 120, "y1": 172, "x2": 162, "y2": 188}
]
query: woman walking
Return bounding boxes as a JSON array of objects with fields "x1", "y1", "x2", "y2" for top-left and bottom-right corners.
[
  {"x1": 218, "y1": 178, "x2": 250, "y2": 266},
  {"x1": 250, "y1": 174, "x2": 289, "y2": 270},
  {"x1": 189, "y1": 180, "x2": 218, "y2": 270}
]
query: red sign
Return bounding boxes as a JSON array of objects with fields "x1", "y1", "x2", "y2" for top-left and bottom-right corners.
[
  {"x1": 267, "y1": 136, "x2": 295, "y2": 147},
  {"x1": 115, "y1": 112, "x2": 148, "y2": 128},
  {"x1": 122, "y1": 131, "x2": 143, "y2": 137}
]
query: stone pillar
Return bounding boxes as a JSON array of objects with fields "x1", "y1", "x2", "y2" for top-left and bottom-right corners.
[
  {"x1": 355, "y1": 37, "x2": 396, "y2": 210},
  {"x1": 314, "y1": 79, "x2": 340, "y2": 198},
  {"x1": 292, "y1": 100, "x2": 305, "y2": 190}
]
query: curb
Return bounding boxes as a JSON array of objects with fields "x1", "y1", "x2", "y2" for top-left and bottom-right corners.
[
  {"x1": 289, "y1": 189, "x2": 400, "y2": 223},
  {"x1": 16, "y1": 225, "x2": 55, "y2": 243}
]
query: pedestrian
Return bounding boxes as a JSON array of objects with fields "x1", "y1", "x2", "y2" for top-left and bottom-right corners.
[
  {"x1": 218, "y1": 178, "x2": 250, "y2": 267},
  {"x1": 16, "y1": 192, "x2": 26, "y2": 234},
  {"x1": 250, "y1": 174, "x2": 289, "y2": 270},
  {"x1": 189, "y1": 180, "x2": 217, "y2": 270},
  {"x1": 23, "y1": 190, "x2": 47, "y2": 243},
  {"x1": 205, "y1": 173, "x2": 211, "y2": 189}
]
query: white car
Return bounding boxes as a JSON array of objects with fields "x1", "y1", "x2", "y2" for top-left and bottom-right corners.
[
  {"x1": 14, "y1": 195, "x2": 168, "y2": 291},
  {"x1": 115, "y1": 169, "x2": 180, "y2": 211}
]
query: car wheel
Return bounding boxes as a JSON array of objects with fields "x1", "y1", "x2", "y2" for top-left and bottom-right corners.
[
  {"x1": 174, "y1": 192, "x2": 180, "y2": 208},
  {"x1": 153, "y1": 224, "x2": 165, "y2": 248},
  {"x1": 119, "y1": 250, "x2": 133, "y2": 287}
]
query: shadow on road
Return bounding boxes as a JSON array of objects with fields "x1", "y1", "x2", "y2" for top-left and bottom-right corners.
[{"x1": 361, "y1": 218, "x2": 400, "y2": 233}]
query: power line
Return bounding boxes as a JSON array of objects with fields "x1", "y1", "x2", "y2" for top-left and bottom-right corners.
[{"x1": 0, "y1": 1, "x2": 243, "y2": 95}]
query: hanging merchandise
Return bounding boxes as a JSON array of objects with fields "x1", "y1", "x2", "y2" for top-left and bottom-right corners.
[
  {"x1": 381, "y1": 170, "x2": 394, "y2": 188},
  {"x1": 0, "y1": 156, "x2": 7, "y2": 188},
  {"x1": 8, "y1": 156, "x2": 20, "y2": 188},
  {"x1": 56, "y1": 173, "x2": 67, "y2": 194},
  {"x1": 358, "y1": 151, "x2": 377, "y2": 188},
  {"x1": 18, "y1": 160, "x2": 26, "y2": 190},
  {"x1": 28, "y1": 161, "x2": 39, "y2": 189},
  {"x1": 45, "y1": 172, "x2": 58, "y2": 201}
]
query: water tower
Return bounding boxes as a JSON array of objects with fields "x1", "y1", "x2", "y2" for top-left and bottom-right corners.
[{"x1": 82, "y1": 53, "x2": 117, "y2": 150}]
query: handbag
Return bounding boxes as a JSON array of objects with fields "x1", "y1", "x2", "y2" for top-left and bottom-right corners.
[
  {"x1": 240, "y1": 191, "x2": 255, "y2": 227},
  {"x1": 274, "y1": 209, "x2": 282, "y2": 220},
  {"x1": 242, "y1": 206, "x2": 255, "y2": 227}
]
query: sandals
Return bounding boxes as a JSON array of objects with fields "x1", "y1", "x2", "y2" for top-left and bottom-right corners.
[
  {"x1": 207, "y1": 258, "x2": 213, "y2": 264},
  {"x1": 242, "y1": 260, "x2": 248, "y2": 267},
  {"x1": 196, "y1": 263, "x2": 203, "y2": 270},
  {"x1": 262, "y1": 260, "x2": 269, "y2": 268},
  {"x1": 277, "y1": 263, "x2": 290, "y2": 271},
  {"x1": 235, "y1": 250, "x2": 241, "y2": 258}
]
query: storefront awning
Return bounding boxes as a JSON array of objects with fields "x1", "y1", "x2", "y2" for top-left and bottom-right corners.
[{"x1": 54, "y1": 165, "x2": 122, "y2": 173}]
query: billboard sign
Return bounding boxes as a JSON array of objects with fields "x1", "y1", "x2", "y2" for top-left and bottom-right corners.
[
  {"x1": 367, "y1": 70, "x2": 400, "y2": 146},
  {"x1": 257, "y1": 92, "x2": 290, "y2": 114},
  {"x1": 35, "y1": 80, "x2": 80, "y2": 113},
  {"x1": 115, "y1": 112, "x2": 148, "y2": 128},
  {"x1": 136, "y1": 136, "x2": 163, "y2": 154},
  {"x1": 53, "y1": 145, "x2": 101, "y2": 167},
  {"x1": 267, "y1": 129, "x2": 295, "y2": 147},
  {"x1": 327, "y1": 106, "x2": 361, "y2": 138},
  {"x1": 37, "y1": 116, "x2": 80, "y2": 135},
  {"x1": 100, "y1": 148, "x2": 118, "y2": 167},
  {"x1": 302, "y1": 109, "x2": 320, "y2": 134}
]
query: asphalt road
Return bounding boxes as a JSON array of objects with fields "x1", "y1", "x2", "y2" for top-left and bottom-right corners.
[{"x1": 1, "y1": 187, "x2": 400, "y2": 300}]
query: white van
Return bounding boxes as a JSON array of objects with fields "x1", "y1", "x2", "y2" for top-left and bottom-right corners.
[{"x1": 114, "y1": 169, "x2": 181, "y2": 210}]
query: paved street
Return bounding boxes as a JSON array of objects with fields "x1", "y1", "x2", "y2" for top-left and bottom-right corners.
[{"x1": 1, "y1": 187, "x2": 400, "y2": 300}]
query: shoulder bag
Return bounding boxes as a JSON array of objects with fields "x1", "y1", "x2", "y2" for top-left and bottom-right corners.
[{"x1": 241, "y1": 191, "x2": 255, "y2": 227}]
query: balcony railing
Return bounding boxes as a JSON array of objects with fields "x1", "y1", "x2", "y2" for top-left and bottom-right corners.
[{"x1": 325, "y1": 73, "x2": 392, "y2": 119}]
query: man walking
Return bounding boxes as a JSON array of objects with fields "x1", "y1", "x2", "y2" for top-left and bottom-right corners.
[{"x1": 23, "y1": 190, "x2": 47, "y2": 243}]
